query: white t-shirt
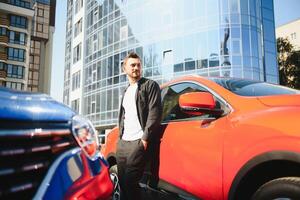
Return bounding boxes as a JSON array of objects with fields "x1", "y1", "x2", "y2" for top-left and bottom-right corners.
[{"x1": 122, "y1": 83, "x2": 144, "y2": 141}]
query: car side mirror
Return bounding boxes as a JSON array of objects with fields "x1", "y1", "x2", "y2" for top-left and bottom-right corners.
[{"x1": 179, "y1": 92, "x2": 223, "y2": 116}]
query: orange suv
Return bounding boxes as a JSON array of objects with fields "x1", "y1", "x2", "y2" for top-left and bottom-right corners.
[{"x1": 102, "y1": 75, "x2": 300, "y2": 200}]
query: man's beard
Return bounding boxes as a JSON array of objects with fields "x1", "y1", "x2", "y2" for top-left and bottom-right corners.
[{"x1": 131, "y1": 71, "x2": 141, "y2": 79}]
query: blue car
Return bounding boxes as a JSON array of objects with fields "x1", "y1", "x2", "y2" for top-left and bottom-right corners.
[{"x1": 0, "y1": 87, "x2": 114, "y2": 200}]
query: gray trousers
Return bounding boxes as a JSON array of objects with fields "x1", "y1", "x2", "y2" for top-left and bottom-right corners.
[{"x1": 116, "y1": 139, "x2": 147, "y2": 200}]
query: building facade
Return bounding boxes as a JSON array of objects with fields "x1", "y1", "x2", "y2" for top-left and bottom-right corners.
[
  {"x1": 276, "y1": 18, "x2": 300, "y2": 51},
  {"x1": 64, "y1": 0, "x2": 278, "y2": 130},
  {"x1": 0, "y1": 0, "x2": 56, "y2": 94},
  {"x1": 64, "y1": 0, "x2": 84, "y2": 114}
]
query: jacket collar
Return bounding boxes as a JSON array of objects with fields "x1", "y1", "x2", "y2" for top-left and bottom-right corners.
[
  {"x1": 126, "y1": 77, "x2": 145, "y2": 90},
  {"x1": 137, "y1": 77, "x2": 146, "y2": 87}
]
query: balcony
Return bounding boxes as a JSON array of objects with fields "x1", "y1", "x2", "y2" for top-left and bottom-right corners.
[
  {"x1": 0, "y1": 2, "x2": 34, "y2": 17},
  {"x1": 0, "y1": 36, "x2": 8, "y2": 45},
  {"x1": 0, "y1": 69, "x2": 7, "y2": 79},
  {"x1": 0, "y1": 0, "x2": 31, "y2": 9},
  {"x1": 0, "y1": 52, "x2": 7, "y2": 61},
  {"x1": 0, "y1": 15, "x2": 9, "y2": 27}
]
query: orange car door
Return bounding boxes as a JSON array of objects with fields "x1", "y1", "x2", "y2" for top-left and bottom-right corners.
[{"x1": 158, "y1": 82, "x2": 228, "y2": 200}]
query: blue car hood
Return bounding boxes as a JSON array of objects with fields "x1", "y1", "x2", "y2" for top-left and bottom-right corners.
[{"x1": 0, "y1": 87, "x2": 76, "y2": 121}]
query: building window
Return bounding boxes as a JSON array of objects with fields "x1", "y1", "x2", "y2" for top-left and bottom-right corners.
[
  {"x1": 7, "y1": 64, "x2": 24, "y2": 79},
  {"x1": 27, "y1": 69, "x2": 39, "y2": 90},
  {"x1": 185, "y1": 60, "x2": 195, "y2": 71},
  {"x1": 120, "y1": 25, "x2": 128, "y2": 41},
  {"x1": 10, "y1": 15, "x2": 27, "y2": 29},
  {"x1": 63, "y1": 88, "x2": 69, "y2": 105},
  {"x1": 72, "y1": 71, "x2": 81, "y2": 91},
  {"x1": 37, "y1": 23, "x2": 43, "y2": 32},
  {"x1": 30, "y1": 40, "x2": 41, "y2": 55},
  {"x1": 74, "y1": 18, "x2": 82, "y2": 38},
  {"x1": 93, "y1": 7, "x2": 99, "y2": 22},
  {"x1": 163, "y1": 50, "x2": 173, "y2": 65},
  {"x1": 28, "y1": 54, "x2": 40, "y2": 90},
  {"x1": 71, "y1": 98, "x2": 80, "y2": 113},
  {"x1": 5, "y1": 81, "x2": 24, "y2": 90},
  {"x1": 9, "y1": 31, "x2": 27, "y2": 45},
  {"x1": 35, "y1": 0, "x2": 50, "y2": 5},
  {"x1": 38, "y1": 8, "x2": 44, "y2": 17},
  {"x1": 0, "y1": 62, "x2": 7, "y2": 71},
  {"x1": 73, "y1": 43, "x2": 82, "y2": 63},
  {"x1": 291, "y1": 32, "x2": 297, "y2": 40},
  {"x1": 8, "y1": 0, "x2": 31, "y2": 9},
  {"x1": 28, "y1": 40, "x2": 41, "y2": 92},
  {"x1": 75, "y1": 0, "x2": 83, "y2": 14},
  {"x1": 0, "y1": 27, "x2": 7, "y2": 36},
  {"x1": 67, "y1": 19, "x2": 72, "y2": 33},
  {"x1": 8, "y1": 47, "x2": 25, "y2": 62},
  {"x1": 174, "y1": 63, "x2": 184, "y2": 72},
  {"x1": 87, "y1": 11, "x2": 93, "y2": 27}
]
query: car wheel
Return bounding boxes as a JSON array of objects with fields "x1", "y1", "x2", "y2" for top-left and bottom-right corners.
[
  {"x1": 252, "y1": 177, "x2": 300, "y2": 200},
  {"x1": 110, "y1": 165, "x2": 121, "y2": 200}
]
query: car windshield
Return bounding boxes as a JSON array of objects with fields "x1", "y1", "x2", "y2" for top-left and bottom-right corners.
[{"x1": 208, "y1": 78, "x2": 300, "y2": 96}]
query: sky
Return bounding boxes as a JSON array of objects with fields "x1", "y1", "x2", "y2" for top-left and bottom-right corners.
[
  {"x1": 274, "y1": 0, "x2": 300, "y2": 27},
  {"x1": 50, "y1": 0, "x2": 67, "y2": 102},
  {"x1": 50, "y1": 0, "x2": 300, "y2": 103}
]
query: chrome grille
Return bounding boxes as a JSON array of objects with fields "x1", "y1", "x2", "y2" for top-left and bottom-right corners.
[{"x1": 0, "y1": 125, "x2": 76, "y2": 200}]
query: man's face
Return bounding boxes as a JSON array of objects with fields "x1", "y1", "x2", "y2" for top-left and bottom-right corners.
[{"x1": 123, "y1": 58, "x2": 142, "y2": 80}]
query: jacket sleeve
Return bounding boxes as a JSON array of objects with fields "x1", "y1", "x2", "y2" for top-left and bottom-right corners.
[{"x1": 141, "y1": 81, "x2": 162, "y2": 141}]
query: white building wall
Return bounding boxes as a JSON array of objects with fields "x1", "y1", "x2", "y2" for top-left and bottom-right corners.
[
  {"x1": 70, "y1": 0, "x2": 86, "y2": 114},
  {"x1": 43, "y1": 26, "x2": 55, "y2": 94},
  {"x1": 276, "y1": 19, "x2": 300, "y2": 50}
]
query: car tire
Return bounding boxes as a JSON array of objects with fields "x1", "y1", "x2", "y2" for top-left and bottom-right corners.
[
  {"x1": 109, "y1": 165, "x2": 121, "y2": 200},
  {"x1": 251, "y1": 177, "x2": 300, "y2": 200}
]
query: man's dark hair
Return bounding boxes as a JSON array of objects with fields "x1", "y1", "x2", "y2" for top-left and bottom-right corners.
[{"x1": 123, "y1": 52, "x2": 141, "y2": 67}]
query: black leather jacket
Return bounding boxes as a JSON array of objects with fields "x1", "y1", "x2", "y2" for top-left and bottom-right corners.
[{"x1": 118, "y1": 77, "x2": 162, "y2": 142}]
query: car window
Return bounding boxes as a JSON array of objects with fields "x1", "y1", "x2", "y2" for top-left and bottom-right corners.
[
  {"x1": 209, "y1": 78, "x2": 300, "y2": 96},
  {"x1": 161, "y1": 82, "x2": 210, "y2": 122}
]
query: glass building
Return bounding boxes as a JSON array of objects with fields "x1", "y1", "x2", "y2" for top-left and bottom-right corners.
[{"x1": 64, "y1": 0, "x2": 278, "y2": 130}]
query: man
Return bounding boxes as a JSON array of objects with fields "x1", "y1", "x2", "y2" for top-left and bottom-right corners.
[{"x1": 116, "y1": 52, "x2": 162, "y2": 200}]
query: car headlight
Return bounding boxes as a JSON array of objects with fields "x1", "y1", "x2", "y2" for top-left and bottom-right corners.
[{"x1": 72, "y1": 115, "x2": 99, "y2": 161}]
